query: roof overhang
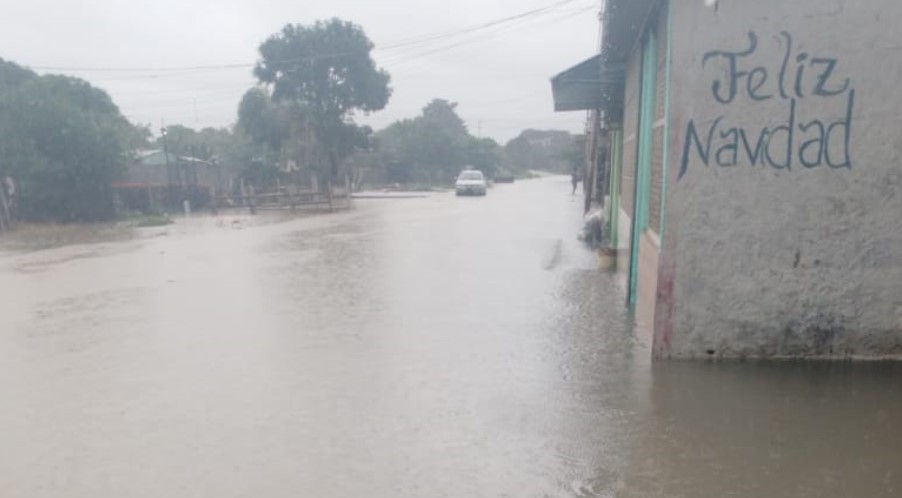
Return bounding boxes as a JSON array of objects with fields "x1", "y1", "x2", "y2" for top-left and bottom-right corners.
[
  {"x1": 550, "y1": 54, "x2": 627, "y2": 118},
  {"x1": 601, "y1": 0, "x2": 657, "y2": 63},
  {"x1": 549, "y1": 0, "x2": 657, "y2": 124},
  {"x1": 551, "y1": 54, "x2": 603, "y2": 112}
]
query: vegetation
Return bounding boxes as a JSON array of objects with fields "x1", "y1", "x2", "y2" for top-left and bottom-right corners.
[
  {"x1": 0, "y1": 23, "x2": 585, "y2": 225},
  {"x1": 375, "y1": 99, "x2": 503, "y2": 184},
  {"x1": 504, "y1": 129, "x2": 583, "y2": 175},
  {"x1": 250, "y1": 19, "x2": 390, "y2": 200},
  {"x1": 0, "y1": 58, "x2": 146, "y2": 222}
]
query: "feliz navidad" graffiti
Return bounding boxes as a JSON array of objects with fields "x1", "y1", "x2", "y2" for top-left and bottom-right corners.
[{"x1": 678, "y1": 31, "x2": 854, "y2": 180}]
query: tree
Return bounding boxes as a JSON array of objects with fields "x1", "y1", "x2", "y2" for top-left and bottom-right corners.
[
  {"x1": 154, "y1": 124, "x2": 239, "y2": 161},
  {"x1": 504, "y1": 129, "x2": 581, "y2": 174},
  {"x1": 0, "y1": 58, "x2": 138, "y2": 221},
  {"x1": 375, "y1": 99, "x2": 500, "y2": 185},
  {"x1": 466, "y1": 137, "x2": 503, "y2": 179},
  {"x1": 237, "y1": 88, "x2": 292, "y2": 154},
  {"x1": 253, "y1": 19, "x2": 391, "y2": 206}
]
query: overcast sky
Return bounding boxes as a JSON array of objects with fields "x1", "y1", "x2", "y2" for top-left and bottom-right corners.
[{"x1": 0, "y1": 0, "x2": 601, "y2": 143}]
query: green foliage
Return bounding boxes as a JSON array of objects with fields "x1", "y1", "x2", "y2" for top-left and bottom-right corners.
[
  {"x1": 155, "y1": 124, "x2": 240, "y2": 162},
  {"x1": 236, "y1": 86, "x2": 374, "y2": 189},
  {"x1": 504, "y1": 129, "x2": 582, "y2": 174},
  {"x1": 0, "y1": 58, "x2": 139, "y2": 221},
  {"x1": 467, "y1": 137, "x2": 503, "y2": 179},
  {"x1": 150, "y1": 123, "x2": 263, "y2": 195},
  {"x1": 375, "y1": 99, "x2": 502, "y2": 184},
  {"x1": 252, "y1": 19, "x2": 391, "y2": 186},
  {"x1": 237, "y1": 88, "x2": 293, "y2": 153}
]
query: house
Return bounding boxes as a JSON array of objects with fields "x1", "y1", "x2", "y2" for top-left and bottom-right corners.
[
  {"x1": 552, "y1": 0, "x2": 902, "y2": 359},
  {"x1": 114, "y1": 150, "x2": 228, "y2": 212}
]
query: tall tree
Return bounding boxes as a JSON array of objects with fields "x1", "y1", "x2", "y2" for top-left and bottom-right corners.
[
  {"x1": 375, "y1": 99, "x2": 498, "y2": 184},
  {"x1": 504, "y1": 129, "x2": 580, "y2": 174},
  {"x1": 237, "y1": 88, "x2": 292, "y2": 154},
  {"x1": 466, "y1": 137, "x2": 503, "y2": 179},
  {"x1": 253, "y1": 19, "x2": 391, "y2": 205},
  {"x1": 0, "y1": 58, "x2": 138, "y2": 221}
]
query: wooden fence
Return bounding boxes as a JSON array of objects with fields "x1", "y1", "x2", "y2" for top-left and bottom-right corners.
[{"x1": 220, "y1": 176, "x2": 352, "y2": 215}]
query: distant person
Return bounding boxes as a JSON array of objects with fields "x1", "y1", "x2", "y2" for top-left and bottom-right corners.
[
  {"x1": 3, "y1": 176, "x2": 15, "y2": 220},
  {"x1": 571, "y1": 168, "x2": 580, "y2": 195}
]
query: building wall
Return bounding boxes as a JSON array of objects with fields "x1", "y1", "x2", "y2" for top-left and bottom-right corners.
[
  {"x1": 656, "y1": 0, "x2": 902, "y2": 358},
  {"x1": 617, "y1": 39, "x2": 643, "y2": 276},
  {"x1": 620, "y1": 55, "x2": 641, "y2": 220},
  {"x1": 119, "y1": 163, "x2": 170, "y2": 187},
  {"x1": 648, "y1": 2, "x2": 669, "y2": 236},
  {"x1": 617, "y1": 2, "x2": 667, "y2": 320},
  {"x1": 637, "y1": 4, "x2": 670, "y2": 337},
  {"x1": 637, "y1": 231, "x2": 661, "y2": 339}
]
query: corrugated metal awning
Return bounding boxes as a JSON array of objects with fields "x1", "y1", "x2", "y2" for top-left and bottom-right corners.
[
  {"x1": 601, "y1": 0, "x2": 657, "y2": 63},
  {"x1": 549, "y1": 0, "x2": 656, "y2": 123},
  {"x1": 550, "y1": 54, "x2": 626, "y2": 119},
  {"x1": 551, "y1": 54, "x2": 603, "y2": 112}
]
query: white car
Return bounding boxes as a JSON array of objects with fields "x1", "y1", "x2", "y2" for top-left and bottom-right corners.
[{"x1": 455, "y1": 170, "x2": 487, "y2": 196}]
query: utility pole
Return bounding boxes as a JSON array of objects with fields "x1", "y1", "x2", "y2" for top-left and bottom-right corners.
[{"x1": 161, "y1": 124, "x2": 173, "y2": 207}]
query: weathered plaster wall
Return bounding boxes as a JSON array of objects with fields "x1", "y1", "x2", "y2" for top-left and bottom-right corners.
[
  {"x1": 649, "y1": 2, "x2": 669, "y2": 236},
  {"x1": 637, "y1": 232, "x2": 661, "y2": 340},
  {"x1": 617, "y1": 48, "x2": 643, "y2": 277},
  {"x1": 656, "y1": 0, "x2": 902, "y2": 358}
]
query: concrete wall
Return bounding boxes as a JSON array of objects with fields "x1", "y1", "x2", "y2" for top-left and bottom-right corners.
[
  {"x1": 649, "y1": 2, "x2": 669, "y2": 236},
  {"x1": 637, "y1": 5, "x2": 670, "y2": 339},
  {"x1": 656, "y1": 0, "x2": 902, "y2": 358},
  {"x1": 613, "y1": 4, "x2": 669, "y2": 329},
  {"x1": 617, "y1": 46, "x2": 643, "y2": 277}
]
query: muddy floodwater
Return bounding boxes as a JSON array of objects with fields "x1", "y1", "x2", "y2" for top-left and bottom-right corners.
[{"x1": 1, "y1": 177, "x2": 899, "y2": 497}]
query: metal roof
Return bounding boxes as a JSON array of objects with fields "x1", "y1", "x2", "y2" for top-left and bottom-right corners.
[
  {"x1": 550, "y1": 0, "x2": 657, "y2": 123},
  {"x1": 601, "y1": 0, "x2": 657, "y2": 64},
  {"x1": 551, "y1": 54, "x2": 603, "y2": 112},
  {"x1": 550, "y1": 53, "x2": 627, "y2": 119}
]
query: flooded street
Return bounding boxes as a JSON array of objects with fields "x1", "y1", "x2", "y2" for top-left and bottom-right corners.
[{"x1": 1, "y1": 177, "x2": 899, "y2": 498}]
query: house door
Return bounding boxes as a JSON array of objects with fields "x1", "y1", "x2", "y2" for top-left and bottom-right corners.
[{"x1": 627, "y1": 29, "x2": 658, "y2": 306}]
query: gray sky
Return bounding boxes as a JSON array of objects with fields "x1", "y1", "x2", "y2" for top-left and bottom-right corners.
[{"x1": 0, "y1": 0, "x2": 601, "y2": 143}]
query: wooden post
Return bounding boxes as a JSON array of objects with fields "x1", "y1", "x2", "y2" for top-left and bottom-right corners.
[
  {"x1": 248, "y1": 185, "x2": 257, "y2": 215},
  {"x1": 345, "y1": 174, "x2": 351, "y2": 209},
  {"x1": 0, "y1": 185, "x2": 9, "y2": 234},
  {"x1": 326, "y1": 177, "x2": 334, "y2": 212}
]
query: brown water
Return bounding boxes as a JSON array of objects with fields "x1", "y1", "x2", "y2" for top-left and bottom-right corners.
[{"x1": 1, "y1": 177, "x2": 899, "y2": 497}]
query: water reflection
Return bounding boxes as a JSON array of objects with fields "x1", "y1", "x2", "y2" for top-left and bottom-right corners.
[
  {"x1": 0, "y1": 178, "x2": 898, "y2": 497},
  {"x1": 623, "y1": 361, "x2": 902, "y2": 498}
]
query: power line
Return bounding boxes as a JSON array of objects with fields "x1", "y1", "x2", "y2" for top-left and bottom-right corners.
[
  {"x1": 375, "y1": 0, "x2": 584, "y2": 53},
  {"x1": 28, "y1": 0, "x2": 590, "y2": 75},
  {"x1": 380, "y1": 4, "x2": 597, "y2": 68}
]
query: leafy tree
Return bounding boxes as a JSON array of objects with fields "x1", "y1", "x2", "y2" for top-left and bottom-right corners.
[
  {"x1": 253, "y1": 19, "x2": 391, "y2": 203},
  {"x1": 504, "y1": 129, "x2": 581, "y2": 174},
  {"x1": 237, "y1": 87, "x2": 292, "y2": 154},
  {"x1": 421, "y1": 99, "x2": 468, "y2": 136},
  {"x1": 375, "y1": 99, "x2": 502, "y2": 185},
  {"x1": 154, "y1": 124, "x2": 240, "y2": 162},
  {"x1": 125, "y1": 123, "x2": 153, "y2": 152},
  {"x1": 466, "y1": 137, "x2": 503, "y2": 179},
  {"x1": 0, "y1": 58, "x2": 138, "y2": 221}
]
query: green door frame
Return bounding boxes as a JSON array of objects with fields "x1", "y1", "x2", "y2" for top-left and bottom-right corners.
[
  {"x1": 607, "y1": 128, "x2": 622, "y2": 250},
  {"x1": 660, "y1": 0, "x2": 674, "y2": 239},
  {"x1": 627, "y1": 28, "x2": 658, "y2": 306}
]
